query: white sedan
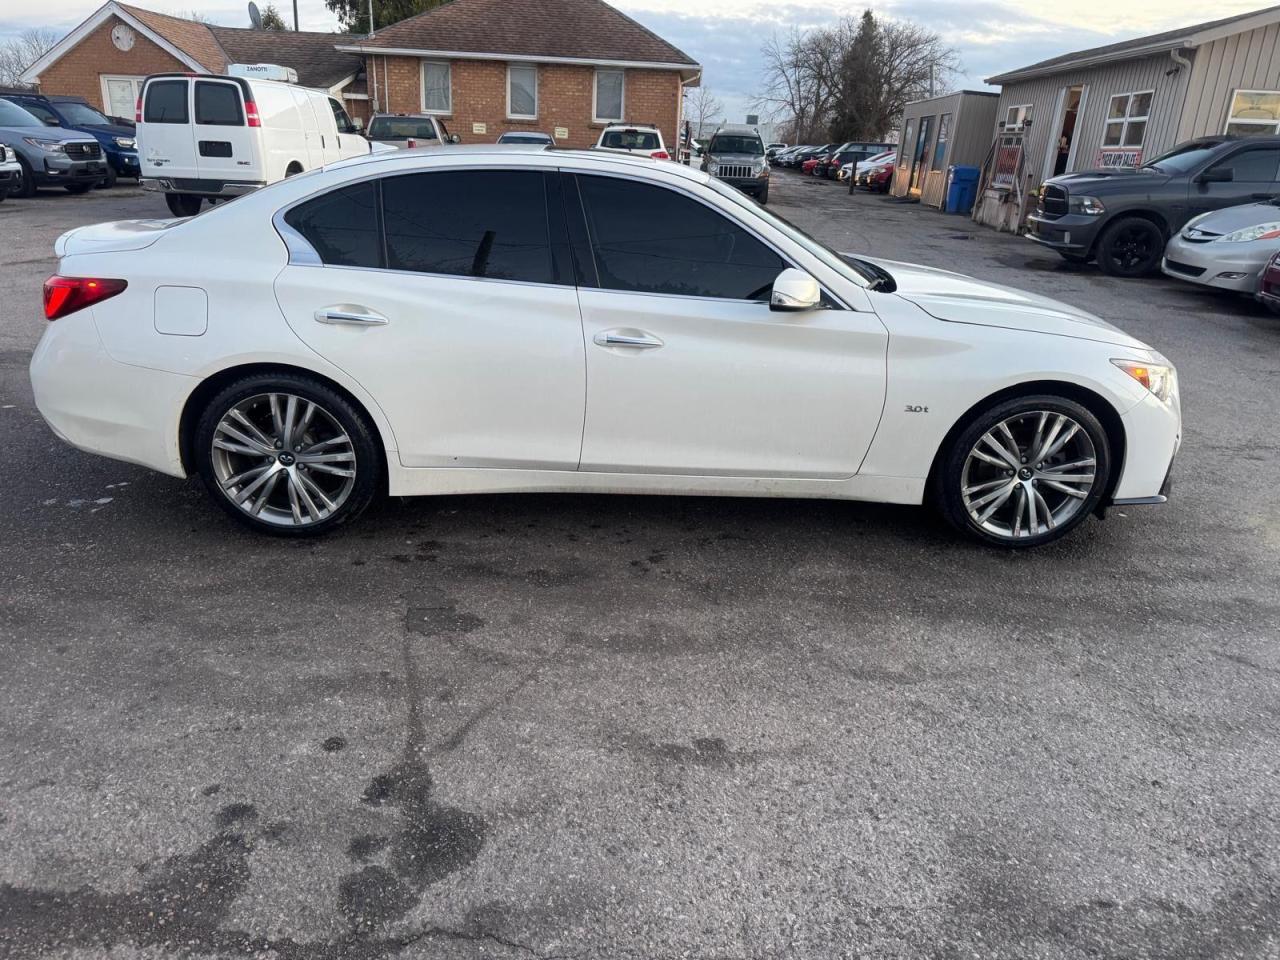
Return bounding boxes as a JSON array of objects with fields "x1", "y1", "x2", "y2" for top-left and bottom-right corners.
[{"x1": 30, "y1": 146, "x2": 1180, "y2": 547}]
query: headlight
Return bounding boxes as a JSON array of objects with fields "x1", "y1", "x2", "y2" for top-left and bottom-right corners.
[
  {"x1": 757, "y1": 163, "x2": 769, "y2": 178},
  {"x1": 1113, "y1": 358, "x2": 1176, "y2": 403},
  {"x1": 1219, "y1": 222, "x2": 1280, "y2": 243},
  {"x1": 1068, "y1": 195, "x2": 1106, "y2": 216},
  {"x1": 23, "y1": 137, "x2": 66, "y2": 153},
  {"x1": 113, "y1": 136, "x2": 136, "y2": 149}
]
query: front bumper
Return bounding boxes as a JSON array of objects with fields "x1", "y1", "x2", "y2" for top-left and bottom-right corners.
[
  {"x1": 141, "y1": 177, "x2": 265, "y2": 198},
  {"x1": 1161, "y1": 234, "x2": 1270, "y2": 292},
  {"x1": 714, "y1": 175, "x2": 767, "y2": 195},
  {"x1": 35, "y1": 154, "x2": 106, "y2": 185},
  {"x1": 1111, "y1": 385, "x2": 1181, "y2": 504},
  {"x1": 1025, "y1": 212, "x2": 1103, "y2": 254},
  {"x1": 0, "y1": 160, "x2": 19, "y2": 190},
  {"x1": 109, "y1": 150, "x2": 140, "y2": 176},
  {"x1": 30, "y1": 308, "x2": 194, "y2": 478}
]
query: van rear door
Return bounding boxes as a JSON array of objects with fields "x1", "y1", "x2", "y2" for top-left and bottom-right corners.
[
  {"x1": 139, "y1": 77, "x2": 198, "y2": 180},
  {"x1": 193, "y1": 79, "x2": 260, "y2": 182}
]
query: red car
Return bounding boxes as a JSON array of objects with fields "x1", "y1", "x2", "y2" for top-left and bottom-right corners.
[
  {"x1": 801, "y1": 156, "x2": 823, "y2": 175},
  {"x1": 864, "y1": 162, "x2": 894, "y2": 192},
  {"x1": 1257, "y1": 251, "x2": 1280, "y2": 314}
]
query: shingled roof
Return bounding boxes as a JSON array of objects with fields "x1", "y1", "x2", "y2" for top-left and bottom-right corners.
[
  {"x1": 988, "y1": 4, "x2": 1280, "y2": 84},
  {"x1": 337, "y1": 0, "x2": 698, "y2": 69},
  {"x1": 210, "y1": 27, "x2": 362, "y2": 88},
  {"x1": 117, "y1": 2, "x2": 229, "y2": 73}
]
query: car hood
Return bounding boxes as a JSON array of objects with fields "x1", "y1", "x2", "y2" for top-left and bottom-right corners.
[
  {"x1": 0, "y1": 124, "x2": 96, "y2": 143},
  {"x1": 1045, "y1": 167, "x2": 1171, "y2": 194},
  {"x1": 1183, "y1": 200, "x2": 1280, "y2": 234},
  {"x1": 79, "y1": 122, "x2": 136, "y2": 138},
  {"x1": 709, "y1": 153, "x2": 764, "y2": 163},
  {"x1": 861, "y1": 257, "x2": 1149, "y2": 348}
]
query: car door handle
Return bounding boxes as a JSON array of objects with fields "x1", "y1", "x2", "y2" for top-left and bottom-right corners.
[
  {"x1": 314, "y1": 306, "x2": 388, "y2": 326},
  {"x1": 593, "y1": 330, "x2": 664, "y2": 349}
]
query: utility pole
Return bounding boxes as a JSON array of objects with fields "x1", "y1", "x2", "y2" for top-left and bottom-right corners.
[
  {"x1": 367, "y1": 0, "x2": 375, "y2": 34},
  {"x1": 292, "y1": 0, "x2": 298, "y2": 30}
]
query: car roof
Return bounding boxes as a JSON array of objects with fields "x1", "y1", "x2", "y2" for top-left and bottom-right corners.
[{"x1": 712, "y1": 124, "x2": 760, "y2": 136}]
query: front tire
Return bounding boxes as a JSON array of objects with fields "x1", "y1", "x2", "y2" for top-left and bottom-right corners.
[
  {"x1": 14, "y1": 156, "x2": 36, "y2": 198},
  {"x1": 97, "y1": 165, "x2": 118, "y2": 189},
  {"x1": 757, "y1": 184, "x2": 769, "y2": 205},
  {"x1": 936, "y1": 395, "x2": 1111, "y2": 548},
  {"x1": 165, "y1": 192, "x2": 203, "y2": 217},
  {"x1": 1096, "y1": 216, "x2": 1164, "y2": 277},
  {"x1": 194, "y1": 373, "x2": 382, "y2": 536}
]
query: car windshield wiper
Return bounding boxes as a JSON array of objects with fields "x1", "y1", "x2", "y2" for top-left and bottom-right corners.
[{"x1": 841, "y1": 255, "x2": 897, "y2": 292}]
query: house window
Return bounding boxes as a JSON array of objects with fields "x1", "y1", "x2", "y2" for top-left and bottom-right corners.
[
  {"x1": 508, "y1": 64, "x2": 538, "y2": 119},
  {"x1": 594, "y1": 69, "x2": 624, "y2": 122},
  {"x1": 1102, "y1": 91, "x2": 1152, "y2": 148},
  {"x1": 1225, "y1": 89, "x2": 1280, "y2": 136},
  {"x1": 421, "y1": 61, "x2": 451, "y2": 114},
  {"x1": 1004, "y1": 104, "x2": 1032, "y2": 129}
]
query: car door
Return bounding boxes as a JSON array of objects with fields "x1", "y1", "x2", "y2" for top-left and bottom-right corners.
[
  {"x1": 327, "y1": 97, "x2": 368, "y2": 160},
  {"x1": 139, "y1": 78, "x2": 199, "y2": 180},
  {"x1": 274, "y1": 167, "x2": 586, "y2": 469},
  {"x1": 192, "y1": 79, "x2": 257, "y2": 180},
  {"x1": 570, "y1": 172, "x2": 887, "y2": 478},
  {"x1": 1187, "y1": 145, "x2": 1280, "y2": 223}
]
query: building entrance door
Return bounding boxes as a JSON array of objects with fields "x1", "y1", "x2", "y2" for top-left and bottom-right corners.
[
  {"x1": 1051, "y1": 85, "x2": 1084, "y2": 177},
  {"x1": 910, "y1": 115, "x2": 934, "y2": 194}
]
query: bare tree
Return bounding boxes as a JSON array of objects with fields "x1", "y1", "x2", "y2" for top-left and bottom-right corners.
[
  {"x1": 0, "y1": 27, "x2": 62, "y2": 87},
  {"x1": 684, "y1": 85, "x2": 724, "y2": 139}
]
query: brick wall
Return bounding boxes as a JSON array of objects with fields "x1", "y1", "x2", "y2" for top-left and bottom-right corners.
[
  {"x1": 37, "y1": 14, "x2": 187, "y2": 111},
  {"x1": 366, "y1": 54, "x2": 682, "y2": 149}
]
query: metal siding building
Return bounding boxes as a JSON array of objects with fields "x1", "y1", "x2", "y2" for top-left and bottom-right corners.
[
  {"x1": 891, "y1": 91, "x2": 998, "y2": 207},
  {"x1": 975, "y1": 5, "x2": 1280, "y2": 229}
]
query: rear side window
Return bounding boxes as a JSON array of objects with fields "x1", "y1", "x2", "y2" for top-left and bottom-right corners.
[
  {"x1": 284, "y1": 181, "x2": 381, "y2": 269},
  {"x1": 195, "y1": 82, "x2": 243, "y2": 126},
  {"x1": 381, "y1": 170, "x2": 553, "y2": 283},
  {"x1": 576, "y1": 174, "x2": 784, "y2": 300},
  {"x1": 144, "y1": 80, "x2": 189, "y2": 124}
]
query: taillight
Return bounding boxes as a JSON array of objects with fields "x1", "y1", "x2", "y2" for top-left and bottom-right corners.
[
  {"x1": 135, "y1": 96, "x2": 142, "y2": 123},
  {"x1": 43, "y1": 277, "x2": 128, "y2": 321},
  {"x1": 650, "y1": 150, "x2": 670, "y2": 160},
  {"x1": 407, "y1": 138, "x2": 416, "y2": 148},
  {"x1": 245, "y1": 100, "x2": 261, "y2": 127}
]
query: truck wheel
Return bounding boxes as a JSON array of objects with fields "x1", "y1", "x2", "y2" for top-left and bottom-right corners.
[
  {"x1": 96, "y1": 165, "x2": 118, "y2": 189},
  {"x1": 14, "y1": 156, "x2": 36, "y2": 198},
  {"x1": 1096, "y1": 217, "x2": 1163, "y2": 277},
  {"x1": 758, "y1": 184, "x2": 769, "y2": 205},
  {"x1": 165, "y1": 193, "x2": 203, "y2": 217}
]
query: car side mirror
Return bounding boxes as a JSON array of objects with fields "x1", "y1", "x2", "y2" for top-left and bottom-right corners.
[
  {"x1": 44, "y1": 118, "x2": 60, "y2": 126},
  {"x1": 770, "y1": 268, "x2": 821, "y2": 311},
  {"x1": 1199, "y1": 166, "x2": 1233, "y2": 184}
]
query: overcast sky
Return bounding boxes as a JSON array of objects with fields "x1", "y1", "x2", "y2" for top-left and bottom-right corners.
[{"x1": 2, "y1": 0, "x2": 1269, "y2": 120}]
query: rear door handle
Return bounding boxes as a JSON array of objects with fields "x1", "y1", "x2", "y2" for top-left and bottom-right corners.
[
  {"x1": 593, "y1": 330, "x2": 664, "y2": 349},
  {"x1": 315, "y1": 306, "x2": 388, "y2": 326}
]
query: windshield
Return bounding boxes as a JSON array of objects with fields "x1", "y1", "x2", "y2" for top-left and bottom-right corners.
[
  {"x1": 0, "y1": 99, "x2": 43, "y2": 127},
  {"x1": 57, "y1": 101, "x2": 113, "y2": 125},
  {"x1": 368, "y1": 117, "x2": 440, "y2": 141},
  {"x1": 703, "y1": 175, "x2": 878, "y2": 290},
  {"x1": 1142, "y1": 140, "x2": 1225, "y2": 174},
  {"x1": 601, "y1": 129, "x2": 659, "y2": 150},
  {"x1": 710, "y1": 135, "x2": 763, "y2": 156},
  {"x1": 498, "y1": 133, "x2": 552, "y2": 144}
]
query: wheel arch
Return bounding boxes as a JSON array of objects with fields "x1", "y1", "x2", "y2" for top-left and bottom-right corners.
[
  {"x1": 925, "y1": 379, "x2": 1127, "y2": 507},
  {"x1": 178, "y1": 362, "x2": 391, "y2": 486},
  {"x1": 1091, "y1": 209, "x2": 1169, "y2": 254}
]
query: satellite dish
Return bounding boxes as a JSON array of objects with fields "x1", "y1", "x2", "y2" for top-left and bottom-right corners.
[{"x1": 248, "y1": 1, "x2": 263, "y2": 28}]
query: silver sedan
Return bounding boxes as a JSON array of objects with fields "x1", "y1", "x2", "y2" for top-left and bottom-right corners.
[{"x1": 1162, "y1": 201, "x2": 1280, "y2": 292}]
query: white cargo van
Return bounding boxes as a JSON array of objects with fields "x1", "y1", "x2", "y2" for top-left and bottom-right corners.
[{"x1": 137, "y1": 66, "x2": 370, "y2": 217}]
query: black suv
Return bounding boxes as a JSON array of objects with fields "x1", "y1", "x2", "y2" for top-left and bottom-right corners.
[{"x1": 1027, "y1": 136, "x2": 1280, "y2": 276}]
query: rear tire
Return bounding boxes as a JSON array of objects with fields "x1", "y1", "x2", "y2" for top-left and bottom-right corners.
[
  {"x1": 194, "y1": 372, "x2": 382, "y2": 537},
  {"x1": 1096, "y1": 216, "x2": 1164, "y2": 277},
  {"x1": 935, "y1": 395, "x2": 1111, "y2": 548},
  {"x1": 165, "y1": 192, "x2": 203, "y2": 217},
  {"x1": 97, "y1": 165, "x2": 118, "y2": 189}
]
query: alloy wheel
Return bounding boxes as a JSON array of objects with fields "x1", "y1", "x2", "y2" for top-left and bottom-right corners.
[
  {"x1": 1110, "y1": 224, "x2": 1155, "y2": 271},
  {"x1": 210, "y1": 393, "x2": 357, "y2": 527},
  {"x1": 960, "y1": 410, "x2": 1098, "y2": 540}
]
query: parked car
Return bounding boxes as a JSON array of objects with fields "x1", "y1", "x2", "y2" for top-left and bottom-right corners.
[
  {"x1": 803, "y1": 144, "x2": 838, "y2": 175},
  {"x1": 137, "y1": 70, "x2": 371, "y2": 218},
  {"x1": 594, "y1": 123, "x2": 670, "y2": 159},
  {"x1": 1162, "y1": 200, "x2": 1280, "y2": 293},
  {"x1": 367, "y1": 113, "x2": 458, "y2": 149},
  {"x1": 0, "y1": 91, "x2": 138, "y2": 187},
  {"x1": 701, "y1": 124, "x2": 769, "y2": 202},
  {"x1": 1255, "y1": 250, "x2": 1280, "y2": 313},
  {"x1": 496, "y1": 131, "x2": 554, "y2": 145},
  {"x1": 782, "y1": 145, "x2": 819, "y2": 168},
  {"x1": 859, "y1": 160, "x2": 894, "y2": 193},
  {"x1": 0, "y1": 97, "x2": 106, "y2": 197},
  {"x1": 30, "y1": 146, "x2": 1179, "y2": 548},
  {"x1": 771, "y1": 145, "x2": 802, "y2": 166},
  {"x1": 854, "y1": 150, "x2": 897, "y2": 179},
  {"x1": 0, "y1": 143, "x2": 20, "y2": 199},
  {"x1": 830, "y1": 143, "x2": 895, "y2": 180},
  {"x1": 1028, "y1": 135, "x2": 1280, "y2": 277},
  {"x1": 765, "y1": 142, "x2": 787, "y2": 160}
]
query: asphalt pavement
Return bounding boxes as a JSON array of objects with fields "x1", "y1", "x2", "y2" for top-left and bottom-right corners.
[{"x1": 0, "y1": 174, "x2": 1277, "y2": 959}]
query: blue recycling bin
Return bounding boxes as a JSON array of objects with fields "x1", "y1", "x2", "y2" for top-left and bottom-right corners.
[{"x1": 945, "y1": 165, "x2": 980, "y2": 214}]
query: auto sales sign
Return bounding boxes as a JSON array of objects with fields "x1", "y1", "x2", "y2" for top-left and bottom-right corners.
[{"x1": 1096, "y1": 148, "x2": 1143, "y2": 168}]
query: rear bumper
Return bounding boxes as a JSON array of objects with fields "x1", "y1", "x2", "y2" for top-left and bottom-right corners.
[{"x1": 141, "y1": 177, "x2": 266, "y2": 198}]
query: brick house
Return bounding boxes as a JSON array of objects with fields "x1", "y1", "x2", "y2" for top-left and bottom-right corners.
[
  {"x1": 335, "y1": 0, "x2": 701, "y2": 148},
  {"x1": 19, "y1": 1, "x2": 368, "y2": 121}
]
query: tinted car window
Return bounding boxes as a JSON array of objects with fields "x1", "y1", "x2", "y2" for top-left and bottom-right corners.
[
  {"x1": 498, "y1": 133, "x2": 553, "y2": 144},
  {"x1": 367, "y1": 117, "x2": 439, "y2": 141},
  {"x1": 381, "y1": 170, "x2": 554, "y2": 284},
  {"x1": 0, "y1": 99, "x2": 42, "y2": 126},
  {"x1": 1143, "y1": 140, "x2": 1227, "y2": 174},
  {"x1": 144, "y1": 81, "x2": 189, "y2": 124},
  {"x1": 195, "y1": 82, "x2": 243, "y2": 126},
  {"x1": 15, "y1": 100, "x2": 58, "y2": 124},
  {"x1": 709, "y1": 135, "x2": 763, "y2": 155},
  {"x1": 576, "y1": 175, "x2": 785, "y2": 300},
  {"x1": 1216, "y1": 147, "x2": 1280, "y2": 182},
  {"x1": 284, "y1": 181, "x2": 381, "y2": 269},
  {"x1": 600, "y1": 130, "x2": 659, "y2": 150},
  {"x1": 55, "y1": 101, "x2": 112, "y2": 125}
]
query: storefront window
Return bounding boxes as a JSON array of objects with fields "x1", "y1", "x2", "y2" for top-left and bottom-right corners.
[
  {"x1": 1004, "y1": 104, "x2": 1032, "y2": 129},
  {"x1": 1103, "y1": 91, "x2": 1152, "y2": 148},
  {"x1": 1225, "y1": 90, "x2": 1280, "y2": 136},
  {"x1": 932, "y1": 113, "x2": 952, "y2": 170}
]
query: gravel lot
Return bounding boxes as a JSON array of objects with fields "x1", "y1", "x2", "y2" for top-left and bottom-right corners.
[{"x1": 1, "y1": 173, "x2": 1278, "y2": 960}]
